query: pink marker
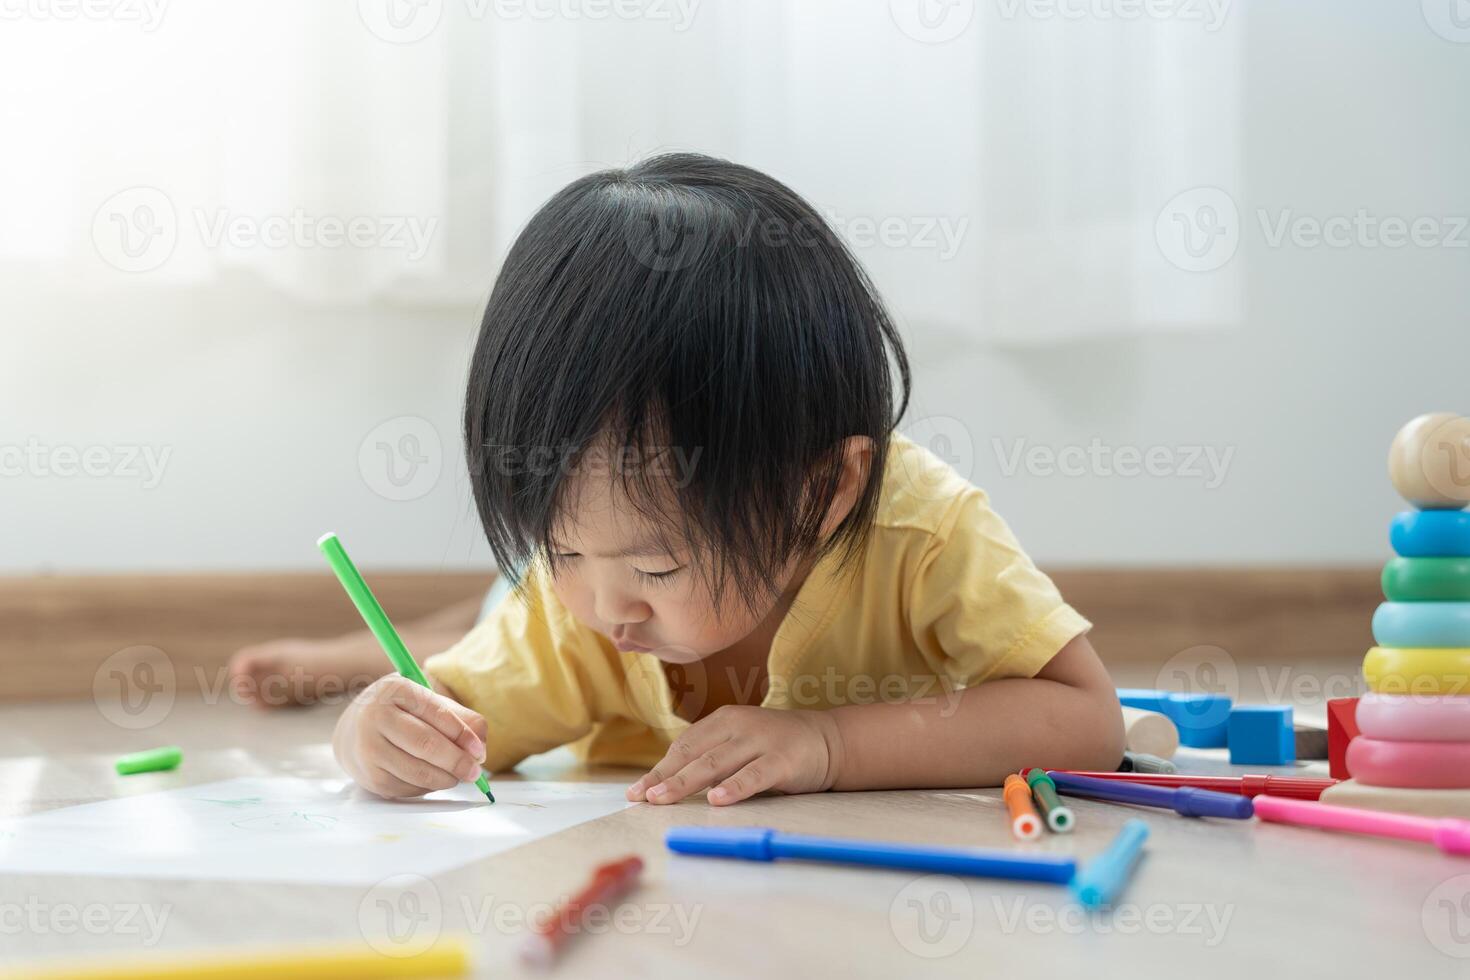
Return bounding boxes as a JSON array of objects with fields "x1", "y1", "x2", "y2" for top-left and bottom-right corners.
[{"x1": 1253, "y1": 794, "x2": 1470, "y2": 856}]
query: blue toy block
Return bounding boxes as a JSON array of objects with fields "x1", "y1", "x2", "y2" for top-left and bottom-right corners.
[
  {"x1": 1171, "y1": 693, "x2": 1232, "y2": 748},
  {"x1": 1228, "y1": 705, "x2": 1295, "y2": 765},
  {"x1": 1116, "y1": 688, "x2": 1233, "y2": 748},
  {"x1": 1116, "y1": 688, "x2": 1173, "y2": 715}
]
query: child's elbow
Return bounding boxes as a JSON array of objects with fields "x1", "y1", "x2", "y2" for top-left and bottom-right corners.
[
  {"x1": 1087, "y1": 693, "x2": 1127, "y2": 770},
  {"x1": 1061, "y1": 688, "x2": 1125, "y2": 772}
]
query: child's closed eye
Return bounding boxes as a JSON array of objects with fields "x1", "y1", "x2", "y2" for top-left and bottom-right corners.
[{"x1": 632, "y1": 566, "x2": 684, "y2": 585}]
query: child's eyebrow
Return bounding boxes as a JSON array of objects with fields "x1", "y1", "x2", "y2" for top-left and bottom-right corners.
[{"x1": 555, "y1": 538, "x2": 677, "y2": 559}]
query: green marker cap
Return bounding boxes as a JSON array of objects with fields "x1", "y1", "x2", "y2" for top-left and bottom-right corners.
[
  {"x1": 1023, "y1": 768, "x2": 1075, "y2": 832},
  {"x1": 115, "y1": 745, "x2": 183, "y2": 775}
]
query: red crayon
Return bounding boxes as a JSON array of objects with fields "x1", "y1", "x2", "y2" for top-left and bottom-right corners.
[
  {"x1": 1046, "y1": 771, "x2": 1339, "y2": 800},
  {"x1": 521, "y1": 856, "x2": 645, "y2": 967}
]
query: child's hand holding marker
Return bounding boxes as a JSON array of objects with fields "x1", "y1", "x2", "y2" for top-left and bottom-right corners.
[
  {"x1": 626, "y1": 705, "x2": 843, "y2": 806},
  {"x1": 319, "y1": 533, "x2": 495, "y2": 801},
  {"x1": 334, "y1": 675, "x2": 489, "y2": 799}
]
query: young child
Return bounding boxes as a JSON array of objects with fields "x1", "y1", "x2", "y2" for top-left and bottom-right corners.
[{"x1": 327, "y1": 153, "x2": 1124, "y2": 805}]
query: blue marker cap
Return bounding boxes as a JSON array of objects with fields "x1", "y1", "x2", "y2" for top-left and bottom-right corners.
[
  {"x1": 667, "y1": 826, "x2": 776, "y2": 860},
  {"x1": 1174, "y1": 786, "x2": 1254, "y2": 820},
  {"x1": 1072, "y1": 819, "x2": 1149, "y2": 908}
]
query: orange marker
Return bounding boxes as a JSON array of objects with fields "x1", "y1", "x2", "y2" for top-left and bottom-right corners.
[
  {"x1": 521, "y1": 855, "x2": 644, "y2": 967},
  {"x1": 1003, "y1": 774, "x2": 1043, "y2": 840}
]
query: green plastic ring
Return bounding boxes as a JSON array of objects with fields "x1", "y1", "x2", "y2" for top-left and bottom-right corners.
[{"x1": 1382, "y1": 557, "x2": 1470, "y2": 601}]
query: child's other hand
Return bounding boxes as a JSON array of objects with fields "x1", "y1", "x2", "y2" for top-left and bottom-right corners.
[
  {"x1": 227, "y1": 637, "x2": 379, "y2": 709},
  {"x1": 333, "y1": 676, "x2": 488, "y2": 799},
  {"x1": 627, "y1": 706, "x2": 843, "y2": 806}
]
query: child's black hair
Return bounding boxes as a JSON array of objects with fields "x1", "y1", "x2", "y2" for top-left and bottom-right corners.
[{"x1": 464, "y1": 152, "x2": 911, "y2": 611}]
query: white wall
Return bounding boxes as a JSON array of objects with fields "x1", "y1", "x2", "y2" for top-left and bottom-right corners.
[{"x1": 4, "y1": 1, "x2": 1469, "y2": 573}]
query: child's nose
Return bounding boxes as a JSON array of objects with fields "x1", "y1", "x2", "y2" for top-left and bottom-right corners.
[{"x1": 595, "y1": 590, "x2": 651, "y2": 627}]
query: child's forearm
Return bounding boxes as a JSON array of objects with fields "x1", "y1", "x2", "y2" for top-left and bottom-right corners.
[
  {"x1": 826, "y1": 634, "x2": 1124, "y2": 790},
  {"x1": 328, "y1": 598, "x2": 486, "y2": 681},
  {"x1": 406, "y1": 595, "x2": 487, "y2": 633}
]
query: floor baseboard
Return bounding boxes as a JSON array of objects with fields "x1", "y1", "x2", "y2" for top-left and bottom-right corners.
[{"x1": 1, "y1": 566, "x2": 1378, "y2": 702}]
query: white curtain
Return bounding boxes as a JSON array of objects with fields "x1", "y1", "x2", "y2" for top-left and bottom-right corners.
[{"x1": 0, "y1": 0, "x2": 1240, "y2": 338}]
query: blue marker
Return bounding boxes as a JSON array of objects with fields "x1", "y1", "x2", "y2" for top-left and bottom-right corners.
[
  {"x1": 1072, "y1": 819, "x2": 1149, "y2": 908},
  {"x1": 665, "y1": 827, "x2": 1076, "y2": 883},
  {"x1": 1048, "y1": 771, "x2": 1254, "y2": 819}
]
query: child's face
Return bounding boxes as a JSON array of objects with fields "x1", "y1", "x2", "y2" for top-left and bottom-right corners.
[{"x1": 546, "y1": 464, "x2": 799, "y2": 665}]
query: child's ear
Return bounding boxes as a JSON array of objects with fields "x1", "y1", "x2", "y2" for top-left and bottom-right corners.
[{"x1": 818, "y1": 436, "x2": 876, "y2": 539}]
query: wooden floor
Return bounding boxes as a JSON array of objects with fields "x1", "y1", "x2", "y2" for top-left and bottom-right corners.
[
  {"x1": 3, "y1": 662, "x2": 1467, "y2": 979},
  {"x1": 6, "y1": 569, "x2": 1450, "y2": 977}
]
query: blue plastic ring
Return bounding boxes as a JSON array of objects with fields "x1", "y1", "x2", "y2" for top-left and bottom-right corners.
[
  {"x1": 1373, "y1": 601, "x2": 1470, "y2": 647},
  {"x1": 1391, "y1": 510, "x2": 1470, "y2": 558}
]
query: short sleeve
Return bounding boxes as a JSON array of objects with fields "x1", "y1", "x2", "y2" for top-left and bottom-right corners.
[
  {"x1": 425, "y1": 567, "x2": 614, "y2": 774},
  {"x1": 908, "y1": 488, "x2": 1091, "y2": 687}
]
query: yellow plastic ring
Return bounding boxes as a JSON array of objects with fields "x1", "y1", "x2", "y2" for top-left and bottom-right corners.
[{"x1": 1363, "y1": 647, "x2": 1470, "y2": 695}]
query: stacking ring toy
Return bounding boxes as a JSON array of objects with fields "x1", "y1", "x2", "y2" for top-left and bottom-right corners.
[
  {"x1": 1391, "y1": 510, "x2": 1470, "y2": 557},
  {"x1": 1382, "y1": 557, "x2": 1470, "y2": 601},
  {"x1": 1372, "y1": 602, "x2": 1470, "y2": 647},
  {"x1": 1345, "y1": 737, "x2": 1470, "y2": 788},
  {"x1": 1363, "y1": 647, "x2": 1470, "y2": 695},
  {"x1": 1355, "y1": 692, "x2": 1470, "y2": 741}
]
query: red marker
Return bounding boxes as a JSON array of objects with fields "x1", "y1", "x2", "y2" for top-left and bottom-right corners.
[
  {"x1": 521, "y1": 855, "x2": 644, "y2": 967},
  {"x1": 1045, "y1": 771, "x2": 1339, "y2": 800}
]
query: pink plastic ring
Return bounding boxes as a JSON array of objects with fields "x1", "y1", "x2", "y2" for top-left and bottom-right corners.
[
  {"x1": 1355, "y1": 692, "x2": 1470, "y2": 741},
  {"x1": 1346, "y1": 737, "x2": 1470, "y2": 788}
]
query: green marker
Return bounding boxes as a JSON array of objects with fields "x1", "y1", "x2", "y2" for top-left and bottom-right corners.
[
  {"x1": 116, "y1": 745, "x2": 182, "y2": 775},
  {"x1": 1024, "y1": 768, "x2": 1074, "y2": 833},
  {"x1": 317, "y1": 532, "x2": 494, "y2": 802}
]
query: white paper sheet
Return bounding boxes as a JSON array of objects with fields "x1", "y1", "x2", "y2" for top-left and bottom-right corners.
[{"x1": 0, "y1": 777, "x2": 635, "y2": 885}]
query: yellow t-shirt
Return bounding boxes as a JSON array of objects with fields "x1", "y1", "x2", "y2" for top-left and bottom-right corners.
[{"x1": 426, "y1": 433, "x2": 1091, "y2": 774}]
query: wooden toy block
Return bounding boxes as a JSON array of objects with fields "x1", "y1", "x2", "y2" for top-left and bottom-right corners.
[
  {"x1": 1228, "y1": 704, "x2": 1295, "y2": 766},
  {"x1": 1320, "y1": 779, "x2": 1470, "y2": 819},
  {"x1": 1121, "y1": 706, "x2": 1179, "y2": 759},
  {"x1": 1293, "y1": 722, "x2": 1329, "y2": 760},
  {"x1": 1326, "y1": 697, "x2": 1360, "y2": 780}
]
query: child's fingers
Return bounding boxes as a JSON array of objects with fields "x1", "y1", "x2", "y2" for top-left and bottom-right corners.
[
  {"x1": 628, "y1": 715, "x2": 738, "y2": 801},
  {"x1": 373, "y1": 735, "x2": 466, "y2": 793},
  {"x1": 445, "y1": 703, "x2": 490, "y2": 755},
  {"x1": 225, "y1": 653, "x2": 262, "y2": 702},
  {"x1": 644, "y1": 738, "x2": 754, "y2": 805},
  {"x1": 385, "y1": 679, "x2": 487, "y2": 761},
  {"x1": 381, "y1": 710, "x2": 484, "y2": 784},
  {"x1": 707, "y1": 758, "x2": 780, "y2": 806},
  {"x1": 362, "y1": 764, "x2": 430, "y2": 800}
]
